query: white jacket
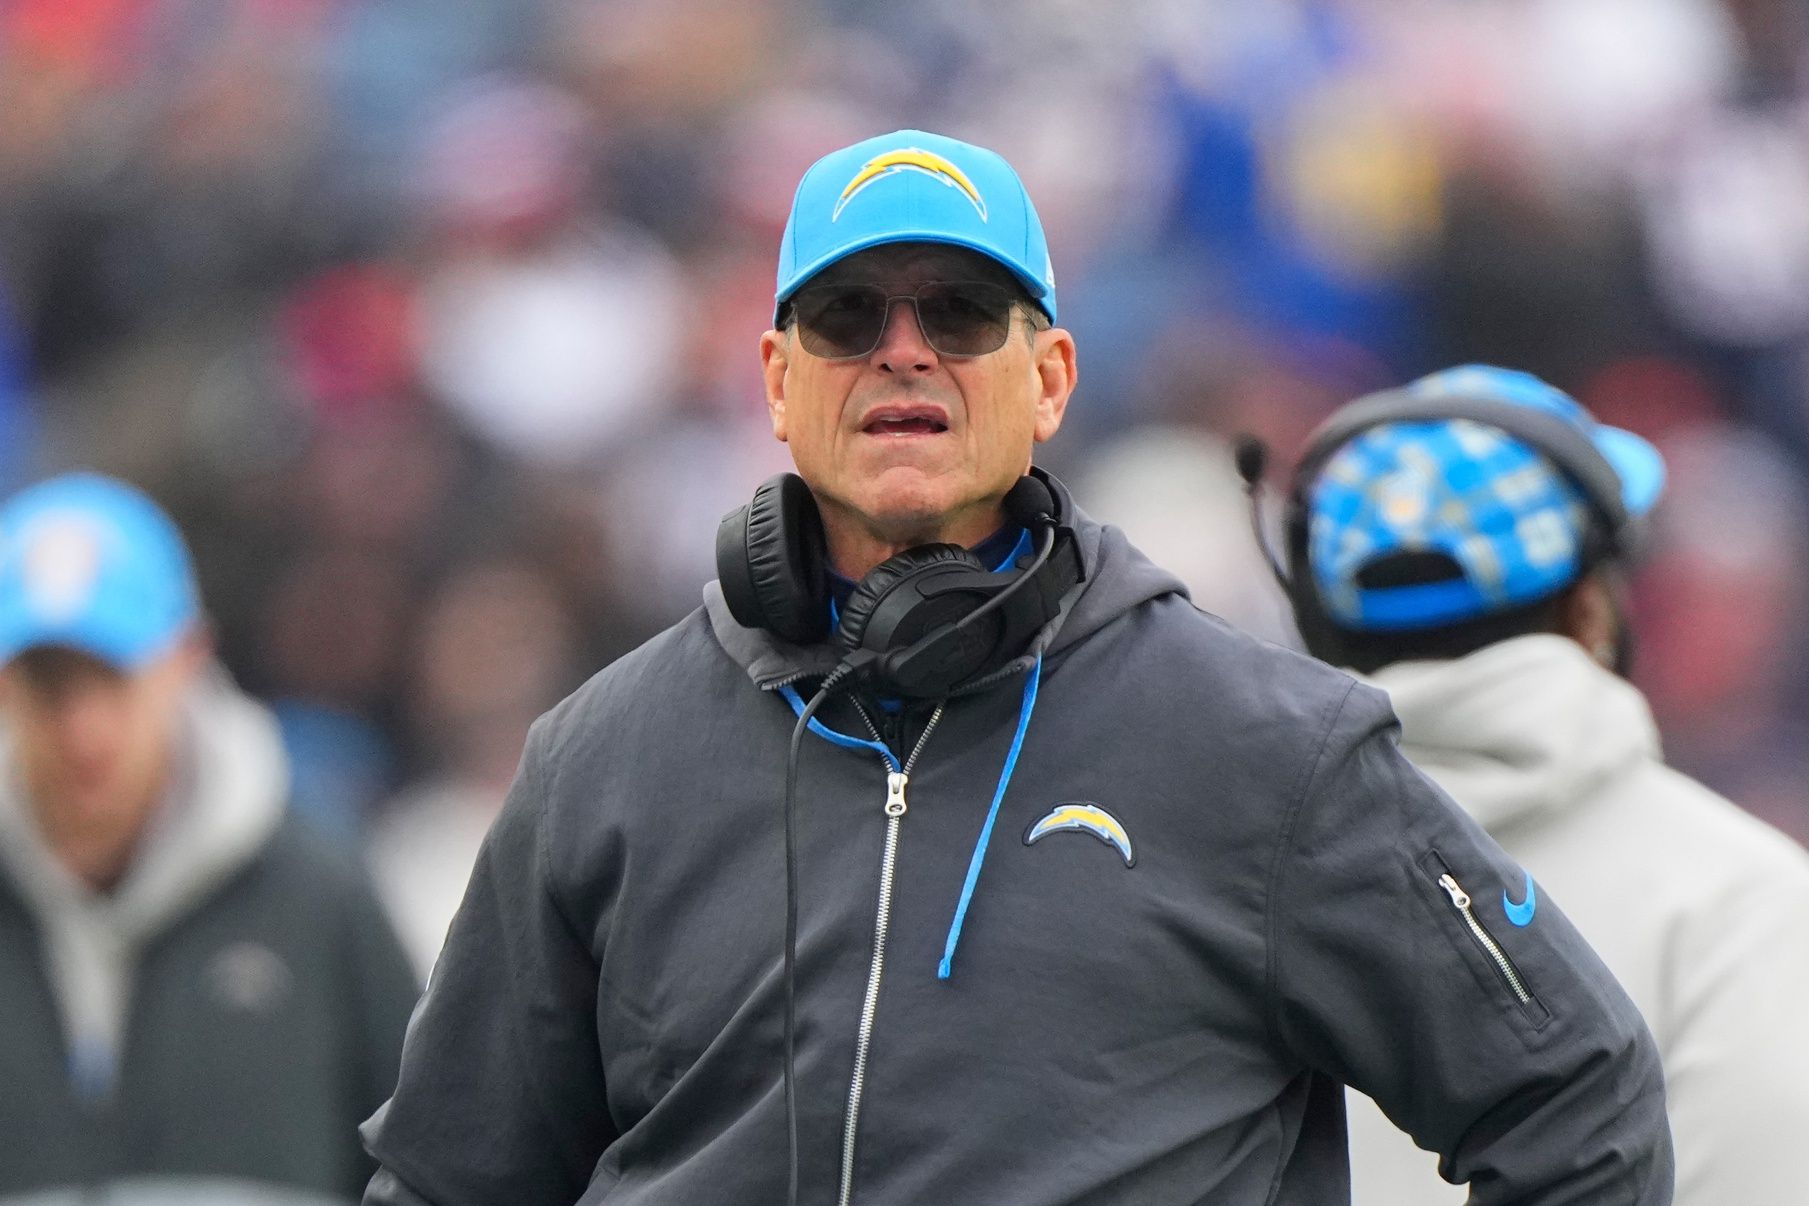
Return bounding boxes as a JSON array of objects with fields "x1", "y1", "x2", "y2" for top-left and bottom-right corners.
[{"x1": 1347, "y1": 634, "x2": 1809, "y2": 1206}]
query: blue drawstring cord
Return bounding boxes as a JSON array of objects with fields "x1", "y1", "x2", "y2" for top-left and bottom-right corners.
[
  {"x1": 938, "y1": 651, "x2": 1042, "y2": 979},
  {"x1": 783, "y1": 524, "x2": 1044, "y2": 981},
  {"x1": 776, "y1": 684, "x2": 899, "y2": 769},
  {"x1": 777, "y1": 652, "x2": 1046, "y2": 980}
]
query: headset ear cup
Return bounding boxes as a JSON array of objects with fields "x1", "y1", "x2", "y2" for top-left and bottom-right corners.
[
  {"x1": 838, "y1": 544, "x2": 984, "y2": 657},
  {"x1": 716, "y1": 474, "x2": 828, "y2": 645}
]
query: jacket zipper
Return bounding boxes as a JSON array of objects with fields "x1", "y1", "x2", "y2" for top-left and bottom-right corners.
[
  {"x1": 838, "y1": 700, "x2": 943, "y2": 1206},
  {"x1": 1434, "y1": 868, "x2": 1540, "y2": 1012}
]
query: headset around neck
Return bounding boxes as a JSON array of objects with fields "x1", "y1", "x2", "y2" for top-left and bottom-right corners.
[{"x1": 715, "y1": 466, "x2": 1084, "y2": 699}]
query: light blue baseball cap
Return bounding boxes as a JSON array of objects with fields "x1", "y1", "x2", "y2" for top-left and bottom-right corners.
[
  {"x1": 774, "y1": 129, "x2": 1057, "y2": 324},
  {"x1": 1306, "y1": 365, "x2": 1666, "y2": 630},
  {"x1": 0, "y1": 472, "x2": 201, "y2": 669}
]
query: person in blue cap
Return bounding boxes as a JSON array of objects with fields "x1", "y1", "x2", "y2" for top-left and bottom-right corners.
[
  {"x1": 1273, "y1": 366, "x2": 1809, "y2": 1205},
  {"x1": 362, "y1": 135, "x2": 1670, "y2": 1205},
  {"x1": 0, "y1": 471, "x2": 419, "y2": 1203}
]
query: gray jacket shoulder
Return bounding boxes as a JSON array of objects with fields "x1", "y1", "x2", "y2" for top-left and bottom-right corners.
[
  {"x1": 532, "y1": 606, "x2": 728, "y2": 764},
  {"x1": 1119, "y1": 591, "x2": 1393, "y2": 759}
]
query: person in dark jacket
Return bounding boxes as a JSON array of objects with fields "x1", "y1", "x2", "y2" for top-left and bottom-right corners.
[
  {"x1": 361, "y1": 130, "x2": 1673, "y2": 1205},
  {"x1": 0, "y1": 472, "x2": 419, "y2": 1204}
]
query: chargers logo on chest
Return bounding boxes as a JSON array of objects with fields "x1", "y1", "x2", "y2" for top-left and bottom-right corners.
[{"x1": 1023, "y1": 802, "x2": 1135, "y2": 868}]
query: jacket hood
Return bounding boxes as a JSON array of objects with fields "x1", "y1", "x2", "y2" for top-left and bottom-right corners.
[
  {"x1": 1362, "y1": 633, "x2": 1659, "y2": 831},
  {"x1": 702, "y1": 503, "x2": 1190, "y2": 690},
  {"x1": 0, "y1": 666, "x2": 289, "y2": 1093}
]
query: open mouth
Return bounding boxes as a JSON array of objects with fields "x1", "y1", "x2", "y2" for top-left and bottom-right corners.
[
  {"x1": 866, "y1": 417, "x2": 947, "y2": 436},
  {"x1": 862, "y1": 408, "x2": 950, "y2": 436}
]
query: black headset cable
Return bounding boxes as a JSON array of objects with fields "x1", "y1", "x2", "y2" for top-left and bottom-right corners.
[
  {"x1": 782, "y1": 654, "x2": 867, "y2": 1206},
  {"x1": 778, "y1": 474, "x2": 1060, "y2": 1202},
  {"x1": 945, "y1": 512, "x2": 1056, "y2": 642}
]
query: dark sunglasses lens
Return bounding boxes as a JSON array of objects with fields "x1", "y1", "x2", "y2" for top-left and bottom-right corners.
[
  {"x1": 793, "y1": 286, "x2": 887, "y2": 358},
  {"x1": 916, "y1": 283, "x2": 1014, "y2": 356}
]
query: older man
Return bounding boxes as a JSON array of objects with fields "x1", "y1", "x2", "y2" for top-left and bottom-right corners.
[
  {"x1": 362, "y1": 132, "x2": 1671, "y2": 1205},
  {"x1": 0, "y1": 472, "x2": 418, "y2": 1203}
]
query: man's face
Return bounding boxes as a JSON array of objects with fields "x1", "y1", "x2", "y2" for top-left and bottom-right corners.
[
  {"x1": 0, "y1": 640, "x2": 203, "y2": 888},
  {"x1": 760, "y1": 243, "x2": 1076, "y2": 555}
]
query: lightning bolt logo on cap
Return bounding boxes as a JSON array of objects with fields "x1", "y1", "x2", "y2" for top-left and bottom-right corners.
[
  {"x1": 20, "y1": 514, "x2": 105, "y2": 623},
  {"x1": 1023, "y1": 802, "x2": 1135, "y2": 867},
  {"x1": 833, "y1": 147, "x2": 988, "y2": 223}
]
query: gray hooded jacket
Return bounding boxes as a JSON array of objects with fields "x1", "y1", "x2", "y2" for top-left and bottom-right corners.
[{"x1": 362, "y1": 512, "x2": 1671, "y2": 1205}]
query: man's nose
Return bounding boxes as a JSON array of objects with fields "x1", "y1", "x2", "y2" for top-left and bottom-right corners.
[
  {"x1": 869, "y1": 297, "x2": 937, "y2": 372},
  {"x1": 48, "y1": 689, "x2": 119, "y2": 764}
]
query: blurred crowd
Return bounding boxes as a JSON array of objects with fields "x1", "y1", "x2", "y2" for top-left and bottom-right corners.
[{"x1": 2, "y1": 0, "x2": 1807, "y2": 972}]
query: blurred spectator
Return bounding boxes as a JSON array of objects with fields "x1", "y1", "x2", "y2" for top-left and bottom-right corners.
[
  {"x1": 0, "y1": 472, "x2": 416, "y2": 1203},
  {"x1": 367, "y1": 555, "x2": 581, "y2": 976},
  {"x1": 410, "y1": 76, "x2": 685, "y2": 466},
  {"x1": 256, "y1": 541, "x2": 409, "y2": 838},
  {"x1": 593, "y1": 404, "x2": 795, "y2": 633},
  {"x1": 1630, "y1": 422, "x2": 1809, "y2": 845},
  {"x1": 0, "y1": 282, "x2": 40, "y2": 493},
  {"x1": 1076, "y1": 423, "x2": 1296, "y2": 643}
]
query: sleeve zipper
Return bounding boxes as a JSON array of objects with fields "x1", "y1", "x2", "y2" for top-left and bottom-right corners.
[
  {"x1": 1437, "y1": 872, "x2": 1534, "y2": 1006},
  {"x1": 1423, "y1": 852, "x2": 1549, "y2": 1025}
]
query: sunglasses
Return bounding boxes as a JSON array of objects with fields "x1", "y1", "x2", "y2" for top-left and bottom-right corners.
[{"x1": 788, "y1": 281, "x2": 1020, "y2": 360}]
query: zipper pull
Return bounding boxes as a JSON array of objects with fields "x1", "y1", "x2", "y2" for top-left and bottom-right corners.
[
  {"x1": 1438, "y1": 873, "x2": 1472, "y2": 910},
  {"x1": 885, "y1": 771, "x2": 909, "y2": 817}
]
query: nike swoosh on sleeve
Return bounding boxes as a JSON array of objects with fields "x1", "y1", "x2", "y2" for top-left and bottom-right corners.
[{"x1": 1502, "y1": 873, "x2": 1537, "y2": 927}]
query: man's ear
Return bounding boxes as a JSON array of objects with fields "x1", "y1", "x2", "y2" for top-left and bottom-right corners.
[
  {"x1": 176, "y1": 624, "x2": 215, "y2": 675},
  {"x1": 1557, "y1": 571, "x2": 1619, "y2": 664},
  {"x1": 151, "y1": 624, "x2": 215, "y2": 696},
  {"x1": 760, "y1": 329, "x2": 791, "y2": 442},
  {"x1": 1032, "y1": 326, "x2": 1077, "y2": 444}
]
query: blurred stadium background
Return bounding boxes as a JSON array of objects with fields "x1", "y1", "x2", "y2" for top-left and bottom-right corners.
[{"x1": 3, "y1": 0, "x2": 1806, "y2": 970}]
